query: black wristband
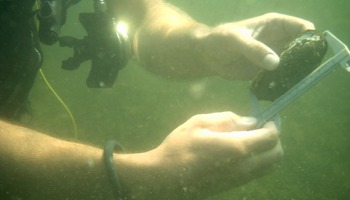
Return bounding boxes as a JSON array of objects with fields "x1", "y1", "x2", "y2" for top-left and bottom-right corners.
[{"x1": 103, "y1": 140, "x2": 125, "y2": 200}]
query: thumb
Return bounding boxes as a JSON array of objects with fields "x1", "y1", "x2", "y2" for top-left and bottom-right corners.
[
  {"x1": 191, "y1": 112, "x2": 257, "y2": 132},
  {"x1": 239, "y1": 35, "x2": 280, "y2": 71},
  {"x1": 237, "y1": 116, "x2": 258, "y2": 130}
]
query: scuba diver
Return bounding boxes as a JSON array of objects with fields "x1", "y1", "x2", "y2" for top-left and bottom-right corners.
[
  {"x1": 0, "y1": 0, "x2": 315, "y2": 199},
  {"x1": 0, "y1": 0, "x2": 42, "y2": 120}
]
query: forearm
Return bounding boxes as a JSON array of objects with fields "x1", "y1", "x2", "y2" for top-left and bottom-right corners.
[
  {"x1": 0, "y1": 121, "x2": 187, "y2": 200},
  {"x1": 0, "y1": 121, "x2": 114, "y2": 199}
]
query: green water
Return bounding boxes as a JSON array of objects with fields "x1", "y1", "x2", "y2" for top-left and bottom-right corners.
[{"x1": 27, "y1": 0, "x2": 350, "y2": 199}]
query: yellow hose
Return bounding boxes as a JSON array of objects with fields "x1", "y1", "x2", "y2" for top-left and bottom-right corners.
[
  {"x1": 34, "y1": 0, "x2": 78, "y2": 139},
  {"x1": 39, "y1": 69, "x2": 78, "y2": 139}
]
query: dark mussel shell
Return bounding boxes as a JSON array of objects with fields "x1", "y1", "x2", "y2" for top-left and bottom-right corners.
[{"x1": 250, "y1": 30, "x2": 328, "y2": 101}]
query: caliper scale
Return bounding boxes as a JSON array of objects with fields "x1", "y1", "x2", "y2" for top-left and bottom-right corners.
[{"x1": 254, "y1": 31, "x2": 350, "y2": 128}]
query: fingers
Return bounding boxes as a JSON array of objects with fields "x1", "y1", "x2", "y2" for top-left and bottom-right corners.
[
  {"x1": 234, "y1": 140, "x2": 284, "y2": 182},
  {"x1": 246, "y1": 13, "x2": 314, "y2": 38},
  {"x1": 231, "y1": 13, "x2": 315, "y2": 71},
  {"x1": 198, "y1": 119, "x2": 280, "y2": 156},
  {"x1": 267, "y1": 13, "x2": 315, "y2": 35},
  {"x1": 231, "y1": 121, "x2": 280, "y2": 154},
  {"x1": 237, "y1": 34, "x2": 280, "y2": 71},
  {"x1": 188, "y1": 111, "x2": 257, "y2": 132},
  {"x1": 204, "y1": 13, "x2": 315, "y2": 79}
]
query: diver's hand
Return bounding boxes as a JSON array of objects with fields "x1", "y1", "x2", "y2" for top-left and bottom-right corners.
[
  {"x1": 120, "y1": 112, "x2": 282, "y2": 199},
  {"x1": 158, "y1": 112, "x2": 282, "y2": 198},
  {"x1": 198, "y1": 13, "x2": 315, "y2": 80}
]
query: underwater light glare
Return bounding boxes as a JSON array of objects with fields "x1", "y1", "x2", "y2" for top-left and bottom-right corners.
[{"x1": 116, "y1": 21, "x2": 128, "y2": 38}]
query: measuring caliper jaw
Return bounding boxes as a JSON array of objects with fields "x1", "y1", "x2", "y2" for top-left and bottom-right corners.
[
  {"x1": 254, "y1": 30, "x2": 350, "y2": 129},
  {"x1": 324, "y1": 31, "x2": 350, "y2": 72}
]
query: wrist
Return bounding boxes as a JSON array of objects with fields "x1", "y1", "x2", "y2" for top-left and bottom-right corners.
[
  {"x1": 114, "y1": 147, "x2": 192, "y2": 200},
  {"x1": 114, "y1": 149, "x2": 161, "y2": 199}
]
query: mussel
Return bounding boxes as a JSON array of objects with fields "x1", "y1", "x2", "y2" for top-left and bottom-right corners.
[{"x1": 250, "y1": 30, "x2": 328, "y2": 101}]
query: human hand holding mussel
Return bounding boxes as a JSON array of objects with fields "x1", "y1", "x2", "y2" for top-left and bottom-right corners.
[
  {"x1": 197, "y1": 13, "x2": 316, "y2": 80},
  {"x1": 133, "y1": 11, "x2": 315, "y2": 80}
]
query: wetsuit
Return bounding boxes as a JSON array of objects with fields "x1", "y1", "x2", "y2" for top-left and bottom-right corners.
[{"x1": 0, "y1": 0, "x2": 42, "y2": 121}]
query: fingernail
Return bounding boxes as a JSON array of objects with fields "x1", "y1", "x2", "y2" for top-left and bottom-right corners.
[
  {"x1": 240, "y1": 117, "x2": 257, "y2": 126},
  {"x1": 263, "y1": 53, "x2": 280, "y2": 70}
]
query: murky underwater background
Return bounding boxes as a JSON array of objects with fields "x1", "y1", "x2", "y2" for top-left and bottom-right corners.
[{"x1": 26, "y1": 0, "x2": 350, "y2": 199}]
